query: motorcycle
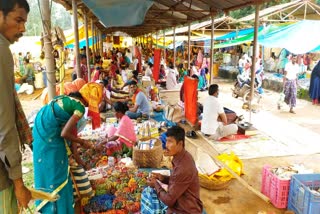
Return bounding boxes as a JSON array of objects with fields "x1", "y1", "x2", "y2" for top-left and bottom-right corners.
[{"x1": 232, "y1": 70, "x2": 263, "y2": 104}]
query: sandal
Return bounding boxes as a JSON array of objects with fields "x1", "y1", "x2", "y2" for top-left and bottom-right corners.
[{"x1": 186, "y1": 130, "x2": 197, "y2": 139}]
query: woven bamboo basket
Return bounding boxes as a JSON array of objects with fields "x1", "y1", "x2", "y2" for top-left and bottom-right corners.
[
  {"x1": 199, "y1": 176, "x2": 232, "y2": 191},
  {"x1": 133, "y1": 139, "x2": 163, "y2": 168}
]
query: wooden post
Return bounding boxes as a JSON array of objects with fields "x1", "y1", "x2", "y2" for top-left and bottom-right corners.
[
  {"x1": 210, "y1": 14, "x2": 215, "y2": 84},
  {"x1": 99, "y1": 31, "x2": 103, "y2": 57},
  {"x1": 72, "y1": 0, "x2": 81, "y2": 78},
  {"x1": 249, "y1": 3, "x2": 260, "y2": 122},
  {"x1": 84, "y1": 12, "x2": 90, "y2": 81},
  {"x1": 39, "y1": 0, "x2": 56, "y2": 101},
  {"x1": 163, "y1": 30, "x2": 166, "y2": 64},
  {"x1": 91, "y1": 19, "x2": 95, "y2": 58},
  {"x1": 156, "y1": 31, "x2": 158, "y2": 48},
  {"x1": 173, "y1": 26, "x2": 176, "y2": 68},
  {"x1": 187, "y1": 23, "x2": 191, "y2": 69}
]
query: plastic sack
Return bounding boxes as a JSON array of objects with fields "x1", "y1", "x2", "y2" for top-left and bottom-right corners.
[{"x1": 214, "y1": 152, "x2": 244, "y2": 180}]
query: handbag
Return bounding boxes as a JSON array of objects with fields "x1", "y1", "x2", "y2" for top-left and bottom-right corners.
[
  {"x1": 164, "y1": 104, "x2": 184, "y2": 123},
  {"x1": 70, "y1": 165, "x2": 94, "y2": 199}
]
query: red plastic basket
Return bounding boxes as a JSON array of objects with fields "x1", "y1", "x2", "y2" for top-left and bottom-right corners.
[{"x1": 261, "y1": 165, "x2": 291, "y2": 208}]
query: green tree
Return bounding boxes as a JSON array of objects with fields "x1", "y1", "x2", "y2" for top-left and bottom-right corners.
[{"x1": 25, "y1": 0, "x2": 72, "y2": 36}]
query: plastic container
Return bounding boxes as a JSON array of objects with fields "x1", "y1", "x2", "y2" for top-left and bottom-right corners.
[
  {"x1": 288, "y1": 174, "x2": 320, "y2": 214},
  {"x1": 261, "y1": 165, "x2": 291, "y2": 208}
]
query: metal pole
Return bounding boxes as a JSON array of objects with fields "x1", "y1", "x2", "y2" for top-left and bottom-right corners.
[
  {"x1": 187, "y1": 23, "x2": 191, "y2": 69},
  {"x1": 84, "y1": 12, "x2": 90, "y2": 82},
  {"x1": 210, "y1": 14, "x2": 215, "y2": 84},
  {"x1": 40, "y1": 0, "x2": 56, "y2": 100},
  {"x1": 173, "y1": 26, "x2": 176, "y2": 68},
  {"x1": 249, "y1": 3, "x2": 260, "y2": 122},
  {"x1": 72, "y1": 0, "x2": 81, "y2": 78}
]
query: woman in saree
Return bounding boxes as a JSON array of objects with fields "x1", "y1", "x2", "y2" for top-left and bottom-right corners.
[
  {"x1": 96, "y1": 101, "x2": 137, "y2": 157},
  {"x1": 309, "y1": 61, "x2": 320, "y2": 105},
  {"x1": 33, "y1": 92, "x2": 92, "y2": 213}
]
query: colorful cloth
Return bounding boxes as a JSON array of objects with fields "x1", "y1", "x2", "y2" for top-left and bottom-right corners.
[
  {"x1": 0, "y1": 185, "x2": 18, "y2": 214},
  {"x1": 141, "y1": 187, "x2": 167, "y2": 214},
  {"x1": 33, "y1": 95, "x2": 85, "y2": 213},
  {"x1": 14, "y1": 90, "x2": 33, "y2": 150},
  {"x1": 284, "y1": 79, "x2": 297, "y2": 108},
  {"x1": 114, "y1": 115, "x2": 137, "y2": 147}
]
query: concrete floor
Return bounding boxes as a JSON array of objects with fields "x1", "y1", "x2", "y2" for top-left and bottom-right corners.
[{"x1": 160, "y1": 80, "x2": 320, "y2": 214}]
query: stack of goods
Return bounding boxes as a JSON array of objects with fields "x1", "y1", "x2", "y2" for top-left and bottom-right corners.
[
  {"x1": 78, "y1": 122, "x2": 108, "y2": 141},
  {"x1": 261, "y1": 164, "x2": 313, "y2": 209},
  {"x1": 136, "y1": 121, "x2": 160, "y2": 140},
  {"x1": 137, "y1": 139, "x2": 158, "y2": 150},
  {"x1": 83, "y1": 164, "x2": 148, "y2": 214}
]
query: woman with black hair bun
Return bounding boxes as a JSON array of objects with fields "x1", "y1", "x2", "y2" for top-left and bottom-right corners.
[{"x1": 96, "y1": 102, "x2": 137, "y2": 157}]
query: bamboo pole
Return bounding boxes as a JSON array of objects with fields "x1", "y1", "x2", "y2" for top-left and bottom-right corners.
[
  {"x1": 188, "y1": 133, "x2": 270, "y2": 204},
  {"x1": 173, "y1": 26, "x2": 176, "y2": 68},
  {"x1": 249, "y1": 3, "x2": 260, "y2": 122},
  {"x1": 72, "y1": 0, "x2": 81, "y2": 78}
]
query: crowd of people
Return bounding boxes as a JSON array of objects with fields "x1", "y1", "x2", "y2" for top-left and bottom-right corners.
[{"x1": 2, "y1": 1, "x2": 320, "y2": 213}]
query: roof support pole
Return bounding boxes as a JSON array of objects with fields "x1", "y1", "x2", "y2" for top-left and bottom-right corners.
[
  {"x1": 84, "y1": 12, "x2": 90, "y2": 82},
  {"x1": 72, "y1": 0, "x2": 81, "y2": 79},
  {"x1": 249, "y1": 2, "x2": 260, "y2": 122},
  {"x1": 173, "y1": 26, "x2": 176, "y2": 68},
  {"x1": 209, "y1": 14, "x2": 215, "y2": 84},
  {"x1": 39, "y1": 0, "x2": 56, "y2": 101},
  {"x1": 187, "y1": 23, "x2": 191, "y2": 69},
  {"x1": 99, "y1": 31, "x2": 103, "y2": 57},
  {"x1": 91, "y1": 19, "x2": 95, "y2": 59},
  {"x1": 163, "y1": 30, "x2": 166, "y2": 65}
]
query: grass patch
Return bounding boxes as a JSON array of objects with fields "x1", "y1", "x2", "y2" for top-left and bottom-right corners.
[{"x1": 22, "y1": 161, "x2": 35, "y2": 212}]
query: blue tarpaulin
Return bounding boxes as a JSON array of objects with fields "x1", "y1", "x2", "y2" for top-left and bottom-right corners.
[{"x1": 82, "y1": 0, "x2": 154, "y2": 27}]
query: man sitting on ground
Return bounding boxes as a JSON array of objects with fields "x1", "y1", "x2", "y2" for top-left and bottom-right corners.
[
  {"x1": 126, "y1": 81, "x2": 150, "y2": 119},
  {"x1": 142, "y1": 126, "x2": 203, "y2": 214},
  {"x1": 201, "y1": 84, "x2": 238, "y2": 140}
]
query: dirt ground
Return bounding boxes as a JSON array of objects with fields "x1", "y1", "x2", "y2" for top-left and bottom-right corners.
[{"x1": 19, "y1": 78, "x2": 320, "y2": 214}]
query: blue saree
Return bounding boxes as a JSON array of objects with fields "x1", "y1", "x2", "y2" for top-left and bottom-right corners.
[{"x1": 33, "y1": 96, "x2": 84, "y2": 213}]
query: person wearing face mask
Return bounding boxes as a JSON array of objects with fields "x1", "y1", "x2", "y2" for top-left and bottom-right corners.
[
  {"x1": 0, "y1": 0, "x2": 32, "y2": 211},
  {"x1": 283, "y1": 55, "x2": 299, "y2": 114},
  {"x1": 201, "y1": 84, "x2": 238, "y2": 140}
]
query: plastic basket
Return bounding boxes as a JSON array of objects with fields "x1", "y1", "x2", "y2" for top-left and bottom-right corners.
[
  {"x1": 261, "y1": 165, "x2": 291, "y2": 208},
  {"x1": 288, "y1": 174, "x2": 320, "y2": 214}
]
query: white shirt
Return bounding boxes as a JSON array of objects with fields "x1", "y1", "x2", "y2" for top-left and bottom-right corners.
[
  {"x1": 166, "y1": 68, "x2": 177, "y2": 90},
  {"x1": 285, "y1": 62, "x2": 299, "y2": 80},
  {"x1": 238, "y1": 58, "x2": 245, "y2": 67},
  {"x1": 201, "y1": 95, "x2": 224, "y2": 135}
]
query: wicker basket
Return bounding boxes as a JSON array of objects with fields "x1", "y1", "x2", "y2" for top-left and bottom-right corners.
[
  {"x1": 199, "y1": 176, "x2": 232, "y2": 191},
  {"x1": 133, "y1": 139, "x2": 163, "y2": 168}
]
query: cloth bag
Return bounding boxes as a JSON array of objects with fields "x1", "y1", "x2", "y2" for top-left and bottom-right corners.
[{"x1": 164, "y1": 104, "x2": 184, "y2": 123}]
